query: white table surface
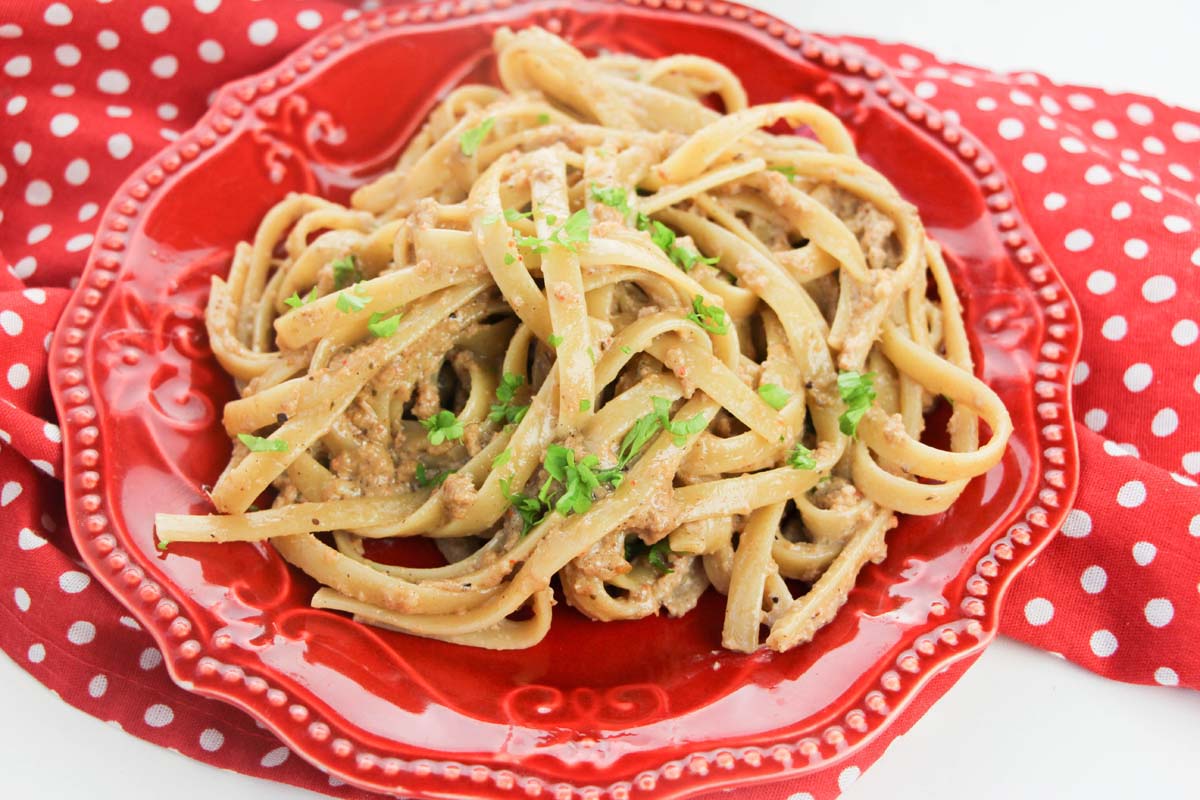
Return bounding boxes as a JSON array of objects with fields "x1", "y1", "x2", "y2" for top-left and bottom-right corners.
[{"x1": 3, "y1": 0, "x2": 1197, "y2": 797}]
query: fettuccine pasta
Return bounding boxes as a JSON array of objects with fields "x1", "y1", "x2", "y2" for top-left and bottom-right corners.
[{"x1": 156, "y1": 27, "x2": 1012, "y2": 653}]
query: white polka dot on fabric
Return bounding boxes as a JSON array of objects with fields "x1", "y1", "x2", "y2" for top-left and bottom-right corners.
[
  {"x1": 97, "y1": 29, "x2": 118, "y2": 49},
  {"x1": 142, "y1": 6, "x2": 170, "y2": 34},
  {"x1": 1100, "y1": 315, "x2": 1127, "y2": 341},
  {"x1": 1168, "y1": 163, "x2": 1195, "y2": 182},
  {"x1": 199, "y1": 728, "x2": 225, "y2": 751},
  {"x1": 139, "y1": 647, "x2": 163, "y2": 670},
  {"x1": 1132, "y1": 540, "x2": 1157, "y2": 566},
  {"x1": 1085, "y1": 270, "x2": 1115, "y2": 295},
  {"x1": 1121, "y1": 147, "x2": 1140, "y2": 162},
  {"x1": 14, "y1": 587, "x2": 31, "y2": 612},
  {"x1": 106, "y1": 105, "x2": 131, "y2": 118},
  {"x1": 1083, "y1": 409, "x2": 1107, "y2": 432},
  {"x1": 32, "y1": 460, "x2": 55, "y2": 478},
  {"x1": 12, "y1": 141, "x2": 31, "y2": 164},
  {"x1": 65, "y1": 158, "x2": 89, "y2": 185},
  {"x1": 997, "y1": 118, "x2": 1024, "y2": 140},
  {"x1": 1163, "y1": 215, "x2": 1192, "y2": 234},
  {"x1": 248, "y1": 18, "x2": 278, "y2": 46},
  {"x1": 1151, "y1": 408, "x2": 1179, "y2": 437},
  {"x1": 198, "y1": 39, "x2": 224, "y2": 63},
  {"x1": 50, "y1": 112, "x2": 79, "y2": 137},
  {"x1": 1064, "y1": 229, "x2": 1094, "y2": 252},
  {"x1": 1084, "y1": 165, "x2": 1112, "y2": 185},
  {"x1": 28, "y1": 643, "x2": 46, "y2": 664},
  {"x1": 13, "y1": 257, "x2": 36, "y2": 279},
  {"x1": 1127, "y1": 102, "x2": 1154, "y2": 125},
  {"x1": 1044, "y1": 192, "x2": 1066, "y2": 211},
  {"x1": 1067, "y1": 92, "x2": 1095, "y2": 111},
  {"x1": 1123, "y1": 363, "x2": 1153, "y2": 392},
  {"x1": 119, "y1": 616, "x2": 141, "y2": 630},
  {"x1": 44, "y1": 3, "x2": 72, "y2": 25},
  {"x1": 1103, "y1": 441, "x2": 1135, "y2": 459},
  {"x1": 1117, "y1": 481, "x2": 1147, "y2": 508},
  {"x1": 108, "y1": 133, "x2": 133, "y2": 159},
  {"x1": 1175, "y1": 473, "x2": 1199, "y2": 488},
  {"x1": 1141, "y1": 135, "x2": 1166, "y2": 154},
  {"x1": 26, "y1": 225, "x2": 50, "y2": 245},
  {"x1": 54, "y1": 44, "x2": 81, "y2": 67},
  {"x1": 913, "y1": 81, "x2": 936, "y2": 99},
  {"x1": 1080, "y1": 565, "x2": 1107, "y2": 594},
  {"x1": 151, "y1": 55, "x2": 178, "y2": 79},
  {"x1": 297, "y1": 9, "x2": 324, "y2": 30},
  {"x1": 1154, "y1": 667, "x2": 1179, "y2": 687},
  {"x1": 1174, "y1": 121, "x2": 1200, "y2": 143},
  {"x1": 1111, "y1": 201, "x2": 1132, "y2": 220},
  {"x1": 6, "y1": 96, "x2": 26, "y2": 115},
  {"x1": 1142, "y1": 275, "x2": 1176, "y2": 303},
  {"x1": 1008, "y1": 89, "x2": 1033, "y2": 106},
  {"x1": 17, "y1": 528, "x2": 44, "y2": 550},
  {"x1": 1039, "y1": 94, "x2": 1062, "y2": 115},
  {"x1": 1060, "y1": 136, "x2": 1086, "y2": 154},
  {"x1": 8, "y1": 363, "x2": 31, "y2": 390},
  {"x1": 5, "y1": 55, "x2": 32, "y2": 78},
  {"x1": 1123, "y1": 239, "x2": 1149, "y2": 260},
  {"x1": 58, "y1": 571, "x2": 90, "y2": 594},
  {"x1": 157, "y1": 103, "x2": 178, "y2": 120},
  {"x1": 195, "y1": 0, "x2": 222, "y2": 12},
  {"x1": 1024, "y1": 597, "x2": 1054, "y2": 625},
  {"x1": 97, "y1": 69, "x2": 130, "y2": 94},
  {"x1": 78, "y1": 202, "x2": 98, "y2": 222},
  {"x1": 1072, "y1": 362, "x2": 1089, "y2": 385},
  {"x1": 1061, "y1": 508, "x2": 1092, "y2": 538},
  {"x1": 261, "y1": 746, "x2": 290, "y2": 768},
  {"x1": 1144, "y1": 598, "x2": 1174, "y2": 628},
  {"x1": 65, "y1": 233, "x2": 93, "y2": 253},
  {"x1": 838, "y1": 766, "x2": 861, "y2": 792},
  {"x1": 1183, "y1": 452, "x2": 1200, "y2": 475},
  {"x1": 1166, "y1": 321, "x2": 1195, "y2": 347},
  {"x1": 88, "y1": 674, "x2": 108, "y2": 698},
  {"x1": 67, "y1": 620, "x2": 97, "y2": 645},
  {"x1": 975, "y1": 96, "x2": 997, "y2": 112},
  {"x1": 1091, "y1": 119, "x2": 1118, "y2": 139},
  {"x1": 25, "y1": 180, "x2": 52, "y2": 207},
  {"x1": 1090, "y1": 630, "x2": 1118, "y2": 658},
  {"x1": 43, "y1": 421, "x2": 61, "y2": 441},
  {"x1": 144, "y1": 704, "x2": 174, "y2": 728},
  {"x1": 1140, "y1": 185, "x2": 1163, "y2": 203},
  {"x1": 1021, "y1": 153, "x2": 1046, "y2": 173}
]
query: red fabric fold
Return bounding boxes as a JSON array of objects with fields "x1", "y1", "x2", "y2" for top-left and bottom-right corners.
[{"x1": 1, "y1": 2, "x2": 1196, "y2": 798}]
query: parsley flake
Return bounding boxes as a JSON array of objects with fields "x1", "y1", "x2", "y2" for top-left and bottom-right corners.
[
  {"x1": 459, "y1": 117, "x2": 494, "y2": 156},
  {"x1": 414, "y1": 463, "x2": 451, "y2": 488},
  {"x1": 635, "y1": 214, "x2": 716, "y2": 272},
  {"x1": 579, "y1": 399, "x2": 591, "y2": 412},
  {"x1": 492, "y1": 448, "x2": 512, "y2": 469},
  {"x1": 501, "y1": 478, "x2": 546, "y2": 535},
  {"x1": 331, "y1": 255, "x2": 361, "y2": 290},
  {"x1": 590, "y1": 184, "x2": 631, "y2": 217},
  {"x1": 237, "y1": 433, "x2": 288, "y2": 453},
  {"x1": 757, "y1": 383, "x2": 791, "y2": 410},
  {"x1": 686, "y1": 294, "x2": 729, "y2": 335},
  {"x1": 536, "y1": 113, "x2": 551, "y2": 125},
  {"x1": 787, "y1": 442, "x2": 816, "y2": 470},
  {"x1": 284, "y1": 287, "x2": 318, "y2": 309},
  {"x1": 769, "y1": 165, "x2": 798, "y2": 180},
  {"x1": 652, "y1": 396, "x2": 706, "y2": 446},
  {"x1": 624, "y1": 535, "x2": 675, "y2": 574},
  {"x1": 420, "y1": 410, "x2": 464, "y2": 446},
  {"x1": 367, "y1": 311, "x2": 402, "y2": 338},
  {"x1": 488, "y1": 373, "x2": 530, "y2": 425},
  {"x1": 335, "y1": 288, "x2": 370, "y2": 314},
  {"x1": 837, "y1": 371, "x2": 877, "y2": 436},
  {"x1": 547, "y1": 333, "x2": 563, "y2": 348}
]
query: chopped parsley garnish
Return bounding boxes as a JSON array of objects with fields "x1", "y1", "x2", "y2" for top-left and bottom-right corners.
[
  {"x1": 237, "y1": 433, "x2": 288, "y2": 453},
  {"x1": 788, "y1": 442, "x2": 816, "y2": 470},
  {"x1": 284, "y1": 287, "x2": 318, "y2": 309},
  {"x1": 539, "y1": 444, "x2": 622, "y2": 516},
  {"x1": 503, "y1": 252, "x2": 516, "y2": 265},
  {"x1": 590, "y1": 183, "x2": 631, "y2": 217},
  {"x1": 635, "y1": 213, "x2": 717, "y2": 272},
  {"x1": 459, "y1": 117, "x2": 494, "y2": 156},
  {"x1": 757, "y1": 383, "x2": 791, "y2": 410},
  {"x1": 367, "y1": 311, "x2": 402, "y2": 338},
  {"x1": 420, "y1": 409, "x2": 464, "y2": 446},
  {"x1": 414, "y1": 463, "x2": 451, "y2": 488},
  {"x1": 547, "y1": 333, "x2": 563, "y2": 348},
  {"x1": 511, "y1": 208, "x2": 592, "y2": 254},
  {"x1": 624, "y1": 535, "x2": 675, "y2": 574},
  {"x1": 686, "y1": 294, "x2": 729, "y2": 335},
  {"x1": 156, "y1": 539, "x2": 169, "y2": 551},
  {"x1": 652, "y1": 396, "x2": 706, "y2": 446},
  {"x1": 492, "y1": 448, "x2": 512, "y2": 469},
  {"x1": 488, "y1": 372, "x2": 530, "y2": 425},
  {"x1": 769, "y1": 165, "x2": 798, "y2": 180},
  {"x1": 837, "y1": 370, "x2": 877, "y2": 436},
  {"x1": 335, "y1": 287, "x2": 370, "y2": 314},
  {"x1": 617, "y1": 410, "x2": 662, "y2": 468},
  {"x1": 620, "y1": 345, "x2": 633, "y2": 355},
  {"x1": 536, "y1": 113, "x2": 551, "y2": 125},
  {"x1": 501, "y1": 478, "x2": 546, "y2": 535},
  {"x1": 331, "y1": 255, "x2": 361, "y2": 290},
  {"x1": 579, "y1": 399, "x2": 591, "y2": 412}
]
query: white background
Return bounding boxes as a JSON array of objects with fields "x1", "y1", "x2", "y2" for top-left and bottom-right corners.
[{"x1": 2, "y1": 0, "x2": 1198, "y2": 797}]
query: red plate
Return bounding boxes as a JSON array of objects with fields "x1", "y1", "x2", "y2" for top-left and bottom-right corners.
[{"x1": 50, "y1": 1, "x2": 1081, "y2": 797}]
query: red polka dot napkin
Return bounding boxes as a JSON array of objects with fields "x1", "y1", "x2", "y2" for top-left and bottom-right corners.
[{"x1": 0, "y1": 3, "x2": 1197, "y2": 799}]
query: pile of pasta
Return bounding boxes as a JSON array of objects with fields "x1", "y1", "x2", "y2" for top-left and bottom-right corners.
[{"x1": 156, "y1": 27, "x2": 1012, "y2": 653}]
